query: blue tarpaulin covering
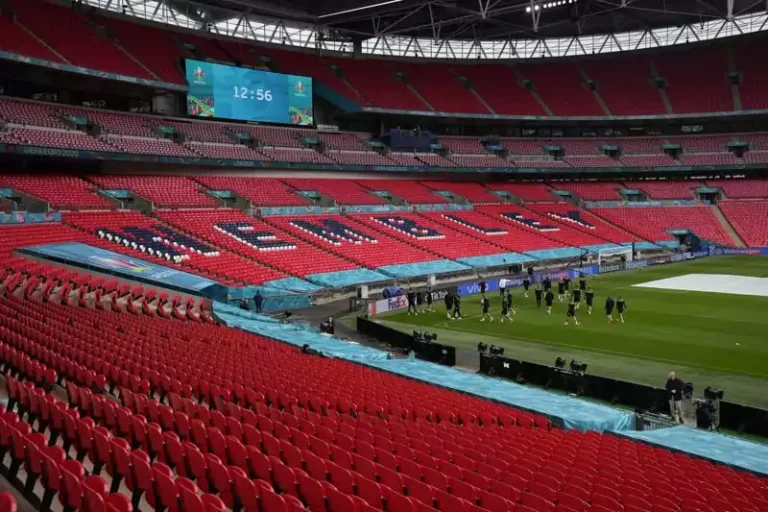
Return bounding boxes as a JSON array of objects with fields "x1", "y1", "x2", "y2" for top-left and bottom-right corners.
[
  {"x1": 213, "y1": 303, "x2": 635, "y2": 433},
  {"x1": 623, "y1": 241, "x2": 661, "y2": 250},
  {"x1": 226, "y1": 285, "x2": 313, "y2": 311},
  {"x1": 614, "y1": 426, "x2": 768, "y2": 476},
  {"x1": 306, "y1": 269, "x2": 391, "y2": 288},
  {"x1": 524, "y1": 248, "x2": 583, "y2": 260},
  {"x1": 582, "y1": 243, "x2": 622, "y2": 253},
  {"x1": 262, "y1": 277, "x2": 325, "y2": 294},
  {"x1": 377, "y1": 260, "x2": 471, "y2": 278},
  {"x1": 22, "y1": 242, "x2": 228, "y2": 299},
  {"x1": 455, "y1": 252, "x2": 536, "y2": 268}
]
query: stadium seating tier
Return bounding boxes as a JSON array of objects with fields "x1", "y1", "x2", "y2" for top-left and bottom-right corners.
[
  {"x1": 582, "y1": 57, "x2": 665, "y2": 115},
  {"x1": 553, "y1": 182, "x2": 623, "y2": 201},
  {"x1": 427, "y1": 209, "x2": 570, "y2": 253},
  {"x1": 655, "y1": 48, "x2": 733, "y2": 114},
  {"x1": 457, "y1": 65, "x2": 546, "y2": 116},
  {"x1": 264, "y1": 214, "x2": 438, "y2": 268},
  {"x1": 193, "y1": 176, "x2": 308, "y2": 206},
  {"x1": 283, "y1": 179, "x2": 385, "y2": 205},
  {"x1": 0, "y1": 175, "x2": 113, "y2": 210},
  {"x1": 10, "y1": 0, "x2": 153, "y2": 79},
  {"x1": 97, "y1": 15, "x2": 185, "y2": 83},
  {"x1": 329, "y1": 57, "x2": 427, "y2": 111},
  {"x1": 475, "y1": 205, "x2": 610, "y2": 249},
  {"x1": 707, "y1": 179, "x2": 768, "y2": 199},
  {"x1": 623, "y1": 180, "x2": 701, "y2": 200},
  {"x1": 733, "y1": 40, "x2": 768, "y2": 110},
  {"x1": 106, "y1": 137, "x2": 199, "y2": 157},
  {"x1": 394, "y1": 62, "x2": 489, "y2": 114},
  {"x1": 157, "y1": 209, "x2": 360, "y2": 277},
  {"x1": 524, "y1": 203, "x2": 641, "y2": 245},
  {"x1": 518, "y1": 63, "x2": 604, "y2": 116},
  {"x1": 590, "y1": 205, "x2": 735, "y2": 246},
  {"x1": 356, "y1": 181, "x2": 448, "y2": 204},
  {"x1": 261, "y1": 47, "x2": 361, "y2": 101},
  {"x1": 0, "y1": 4, "x2": 766, "y2": 123},
  {"x1": 484, "y1": 183, "x2": 554, "y2": 202},
  {"x1": 718, "y1": 200, "x2": 768, "y2": 247},
  {"x1": 64, "y1": 210, "x2": 285, "y2": 284},
  {"x1": 0, "y1": 13, "x2": 64, "y2": 62},
  {"x1": 421, "y1": 182, "x2": 501, "y2": 203},
  {"x1": 90, "y1": 175, "x2": 218, "y2": 208},
  {"x1": 352, "y1": 213, "x2": 509, "y2": 259},
  {"x1": 1, "y1": 286, "x2": 768, "y2": 512},
  {"x1": 0, "y1": 99, "x2": 71, "y2": 128}
]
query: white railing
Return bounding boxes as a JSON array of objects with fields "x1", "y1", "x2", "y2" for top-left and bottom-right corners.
[{"x1": 83, "y1": 0, "x2": 767, "y2": 60}]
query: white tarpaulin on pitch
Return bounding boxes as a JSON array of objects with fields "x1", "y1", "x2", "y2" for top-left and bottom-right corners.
[{"x1": 633, "y1": 273, "x2": 768, "y2": 297}]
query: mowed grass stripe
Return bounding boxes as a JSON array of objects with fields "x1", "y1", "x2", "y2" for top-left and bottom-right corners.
[{"x1": 382, "y1": 257, "x2": 768, "y2": 380}]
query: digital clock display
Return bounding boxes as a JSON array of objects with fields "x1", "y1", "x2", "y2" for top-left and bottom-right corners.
[
  {"x1": 186, "y1": 59, "x2": 313, "y2": 126},
  {"x1": 232, "y1": 87, "x2": 273, "y2": 102}
]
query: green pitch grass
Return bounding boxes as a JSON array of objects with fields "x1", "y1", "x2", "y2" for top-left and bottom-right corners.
[{"x1": 377, "y1": 256, "x2": 768, "y2": 408}]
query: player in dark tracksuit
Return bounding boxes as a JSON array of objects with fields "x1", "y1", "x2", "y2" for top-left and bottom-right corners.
[
  {"x1": 480, "y1": 294, "x2": 493, "y2": 322},
  {"x1": 617, "y1": 296, "x2": 627, "y2": 323},
  {"x1": 585, "y1": 287, "x2": 595, "y2": 315},
  {"x1": 579, "y1": 274, "x2": 587, "y2": 291},
  {"x1": 425, "y1": 289, "x2": 433, "y2": 312},
  {"x1": 416, "y1": 291, "x2": 424, "y2": 313},
  {"x1": 452, "y1": 292, "x2": 462, "y2": 319},
  {"x1": 545, "y1": 289, "x2": 555, "y2": 315},
  {"x1": 522, "y1": 277, "x2": 531, "y2": 298},
  {"x1": 572, "y1": 288, "x2": 582, "y2": 310},
  {"x1": 407, "y1": 289, "x2": 417, "y2": 315},
  {"x1": 563, "y1": 276, "x2": 571, "y2": 293},
  {"x1": 534, "y1": 285, "x2": 543, "y2": 308},
  {"x1": 557, "y1": 279, "x2": 566, "y2": 302},
  {"x1": 543, "y1": 277, "x2": 552, "y2": 293},
  {"x1": 564, "y1": 299, "x2": 579, "y2": 326},
  {"x1": 506, "y1": 290, "x2": 516, "y2": 316},
  {"x1": 605, "y1": 296, "x2": 616, "y2": 323},
  {"x1": 500, "y1": 293, "x2": 513, "y2": 323},
  {"x1": 444, "y1": 291, "x2": 454, "y2": 319}
]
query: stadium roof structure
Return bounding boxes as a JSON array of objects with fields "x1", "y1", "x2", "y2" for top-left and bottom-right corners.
[{"x1": 88, "y1": 0, "x2": 768, "y2": 58}]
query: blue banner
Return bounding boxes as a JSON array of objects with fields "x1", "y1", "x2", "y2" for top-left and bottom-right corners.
[
  {"x1": 457, "y1": 266, "x2": 597, "y2": 295},
  {"x1": 257, "y1": 204, "x2": 476, "y2": 216},
  {"x1": 584, "y1": 200, "x2": 703, "y2": 208},
  {"x1": 572, "y1": 265, "x2": 599, "y2": 277},
  {"x1": 599, "y1": 263, "x2": 623, "y2": 274},
  {"x1": 458, "y1": 280, "x2": 500, "y2": 295},
  {"x1": 344, "y1": 205, "x2": 408, "y2": 213},
  {"x1": 0, "y1": 212, "x2": 61, "y2": 224},
  {"x1": 21, "y1": 242, "x2": 227, "y2": 298},
  {"x1": 414, "y1": 204, "x2": 473, "y2": 212},
  {"x1": 260, "y1": 206, "x2": 342, "y2": 216},
  {"x1": 709, "y1": 247, "x2": 768, "y2": 256},
  {"x1": 624, "y1": 260, "x2": 650, "y2": 270}
]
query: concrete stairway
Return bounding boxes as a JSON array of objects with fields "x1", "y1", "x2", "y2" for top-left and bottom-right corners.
[{"x1": 711, "y1": 204, "x2": 746, "y2": 247}]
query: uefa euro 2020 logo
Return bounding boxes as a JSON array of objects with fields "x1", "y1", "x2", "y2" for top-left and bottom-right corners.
[
  {"x1": 294, "y1": 80, "x2": 307, "y2": 96},
  {"x1": 193, "y1": 67, "x2": 206, "y2": 84}
]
